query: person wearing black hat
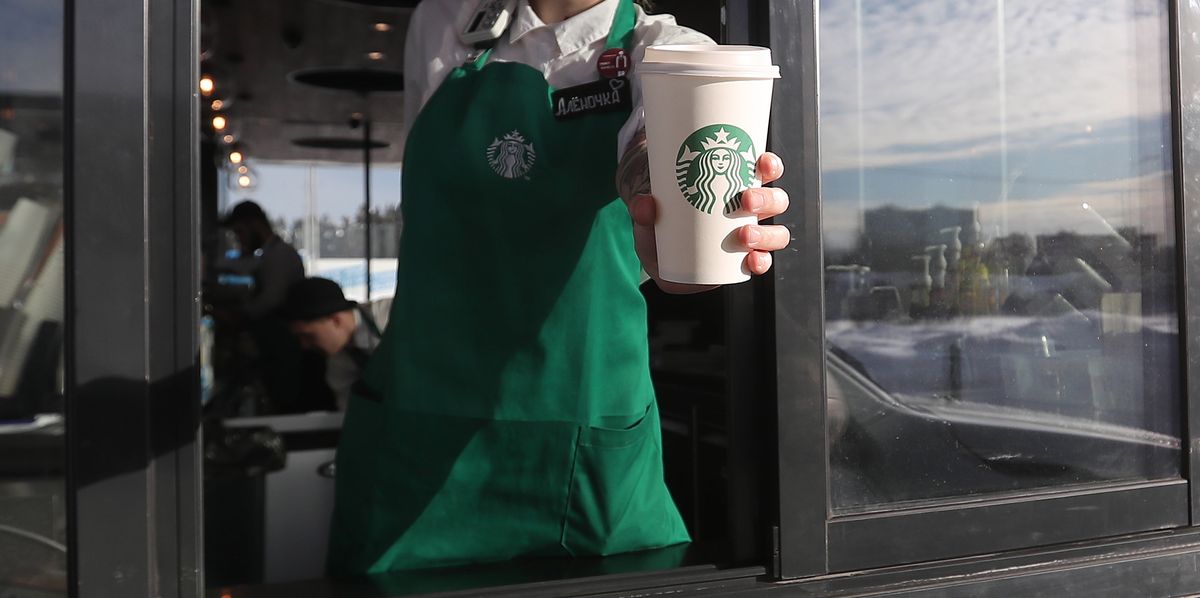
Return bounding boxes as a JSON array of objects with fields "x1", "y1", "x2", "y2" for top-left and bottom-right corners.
[{"x1": 283, "y1": 277, "x2": 381, "y2": 410}]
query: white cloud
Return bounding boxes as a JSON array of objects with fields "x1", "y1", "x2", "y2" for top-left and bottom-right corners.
[{"x1": 816, "y1": 0, "x2": 1174, "y2": 247}]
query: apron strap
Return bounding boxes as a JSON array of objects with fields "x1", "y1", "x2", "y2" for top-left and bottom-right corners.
[
  {"x1": 467, "y1": 0, "x2": 637, "y2": 70},
  {"x1": 604, "y1": 0, "x2": 637, "y2": 51}
]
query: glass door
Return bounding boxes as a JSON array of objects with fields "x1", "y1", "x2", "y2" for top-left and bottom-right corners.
[
  {"x1": 772, "y1": 0, "x2": 1190, "y2": 576},
  {"x1": 0, "y1": 0, "x2": 68, "y2": 595}
]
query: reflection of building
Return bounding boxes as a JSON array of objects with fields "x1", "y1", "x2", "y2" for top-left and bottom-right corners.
[
  {"x1": 862, "y1": 205, "x2": 977, "y2": 275},
  {"x1": 831, "y1": 204, "x2": 1174, "y2": 319},
  {"x1": 0, "y1": 94, "x2": 63, "y2": 209}
]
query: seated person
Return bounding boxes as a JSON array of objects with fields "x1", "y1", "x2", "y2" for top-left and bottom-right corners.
[{"x1": 282, "y1": 277, "x2": 381, "y2": 410}]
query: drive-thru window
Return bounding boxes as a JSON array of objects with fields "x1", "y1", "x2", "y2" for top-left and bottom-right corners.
[{"x1": 5, "y1": 1, "x2": 1200, "y2": 596}]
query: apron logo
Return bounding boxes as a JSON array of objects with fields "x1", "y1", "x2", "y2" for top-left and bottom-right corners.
[
  {"x1": 486, "y1": 130, "x2": 536, "y2": 179},
  {"x1": 675, "y1": 125, "x2": 758, "y2": 215}
]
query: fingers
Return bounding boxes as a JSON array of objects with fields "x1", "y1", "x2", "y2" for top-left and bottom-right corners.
[
  {"x1": 739, "y1": 224, "x2": 790, "y2": 251},
  {"x1": 630, "y1": 194, "x2": 657, "y2": 227},
  {"x1": 757, "y1": 152, "x2": 784, "y2": 184},
  {"x1": 746, "y1": 250, "x2": 773, "y2": 275},
  {"x1": 632, "y1": 193, "x2": 785, "y2": 281},
  {"x1": 740, "y1": 187, "x2": 789, "y2": 219}
]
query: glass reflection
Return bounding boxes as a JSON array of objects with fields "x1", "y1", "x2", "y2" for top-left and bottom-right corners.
[
  {"x1": 0, "y1": 0, "x2": 67, "y2": 592},
  {"x1": 220, "y1": 161, "x2": 402, "y2": 304},
  {"x1": 819, "y1": 0, "x2": 1179, "y2": 512}
]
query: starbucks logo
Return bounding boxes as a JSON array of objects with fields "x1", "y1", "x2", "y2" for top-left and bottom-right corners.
[
  {"x1": 675, "y1": 125, "x2": 758, "y2": 215},
  {"x1": 486, "y1": 130, "x2": 536, "y2": 179}
]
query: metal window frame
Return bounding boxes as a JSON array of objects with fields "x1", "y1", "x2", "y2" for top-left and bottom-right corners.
[
  {"x1": 63, "y1": 0, "x2": 200, "y2": 595},
  {"x1": 769, "y1": 0, "x2": 1200, "y2": 580},
  {"x1": 53, "y1": 0, "x2": 1200, "y2": 592},
  {"x1": 1172, "y1": 0, "x2": 1200, "y2": 526}
]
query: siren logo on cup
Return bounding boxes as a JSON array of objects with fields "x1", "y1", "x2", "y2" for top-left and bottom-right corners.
[
  {"x1": 486, "y1": 130, "x2": 537, "y2": 179},
  {"x1": 675, "y1": 125, "x2": 758, "y2": 215}
]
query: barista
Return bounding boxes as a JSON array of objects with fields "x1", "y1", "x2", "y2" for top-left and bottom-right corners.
[
  {"x1": 220, "y1": 200, "x2": 304, "y2": 319},
  {"x1": 218, "y1": 200, "x2": 308, "y2": 412},
  {"x1": 282, "y1": 277, "x2": 381, "y2": 411},
  {"x1": 328, "y1": 0, "x2": 791, "y2": 574}
]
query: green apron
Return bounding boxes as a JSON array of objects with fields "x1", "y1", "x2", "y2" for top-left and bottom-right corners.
[{"x1": 327, "y1": 0, "x2": 690, "y2": 575}]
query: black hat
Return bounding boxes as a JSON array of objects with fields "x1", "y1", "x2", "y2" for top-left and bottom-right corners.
[
  {"x1": 221, "y1": 200, "x2": 269, "y2": 227},
  {"x1": 283, "y1": 277, "x2": 356, "y2": 322}
]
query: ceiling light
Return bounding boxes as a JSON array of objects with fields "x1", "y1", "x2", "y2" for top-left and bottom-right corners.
[
  {"x1": 229, "y1": 151, "x2": 243, "y2": 164},
  {"x1": 221, "y1": 134, "x2": 235, "y2": 144},
  {"x1": 211, "y1": 99, "x2": 224, "y2": 110},
  {"x1": 212, "y1": 115, "x2": 227, "y2": 131},
  {"x1": 373, "y1": 22, "x2": 392, "y2": 32},
  {"x1": 367, "y1": 51, "x2": 385, "y2": 61},
  {"x1": 238, "y1": 174, "x2": 253, "y2": 188},
  {"x1": 200, "y1": 76, "x2": 215, "y2": 95},
  {"x1": 237, "y1": 165, "x2": 249, "y2": 174}
]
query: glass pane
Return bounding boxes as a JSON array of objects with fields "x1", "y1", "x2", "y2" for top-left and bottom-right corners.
[
  {"x1": 819, "y1": 0, "x2": 1180, "y2": 512},
  {"x1": 220, "y1": 160, "x2": 401, "y2": 303},
  {"x1": 0, "y1": 0, "x2": 68, "y2": 593},
  {"x1": 312, "y1": 162, "x2": 401, "y2": 305}
]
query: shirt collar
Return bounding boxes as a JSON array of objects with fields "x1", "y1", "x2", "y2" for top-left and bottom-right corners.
[{"x1": 509, "y1": 0, "x2": 621, "y2": 56}]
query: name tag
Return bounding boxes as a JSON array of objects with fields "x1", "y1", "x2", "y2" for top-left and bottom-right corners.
[{"x1": 552, "y1": 77, "x2": 631, "y2": 121}]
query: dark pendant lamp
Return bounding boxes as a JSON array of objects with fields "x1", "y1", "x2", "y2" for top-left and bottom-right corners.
[{"x1": 290, "y1": 67, "x2": 403, "y2": 301}]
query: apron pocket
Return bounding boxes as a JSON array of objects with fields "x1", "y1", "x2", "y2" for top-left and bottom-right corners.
[{"x1": 561, "y1": 405, "x2": 687, "y2": 556}]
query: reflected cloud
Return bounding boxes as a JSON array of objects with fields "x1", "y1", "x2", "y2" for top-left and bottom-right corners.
[
  {"x1": 817, "y1": 0, "x2": 1181, "y2": 512},
  {"x1": 819, "y1": 0, "x2": 1168, "y2": 169}
]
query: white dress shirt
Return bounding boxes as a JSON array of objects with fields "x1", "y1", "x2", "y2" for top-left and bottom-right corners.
[{"x1": 402, "y1": 0, "x2": 714, "y2": 159}]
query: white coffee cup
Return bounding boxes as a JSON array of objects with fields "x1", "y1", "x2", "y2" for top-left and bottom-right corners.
[{"x1": 639, "y1": 45, "x2": 780, "y2": 285}]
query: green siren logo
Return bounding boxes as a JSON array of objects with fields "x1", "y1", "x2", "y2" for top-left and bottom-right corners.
[
  {"x1": 675, "y1": 125, "x2": 757, "y2": 215},
  {"x1": 487, "y1": 130, "x2": 536, "y2": 179}
]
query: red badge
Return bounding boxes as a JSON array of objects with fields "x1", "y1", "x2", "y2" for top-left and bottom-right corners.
[{"x1": 597, "y1": 48, "x2": 631, "y2": 79}]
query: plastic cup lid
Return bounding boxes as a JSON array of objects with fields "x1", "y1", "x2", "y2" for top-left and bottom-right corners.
[
  {"x1": 638, "y1": 62, "x2": 780, "y2": 79},
  {"x1": 643, "y1": 44, "x2": 774, "y2": 66},
  {"x1": 641, "y1": 44, "x2": 780, "y2": 79}
]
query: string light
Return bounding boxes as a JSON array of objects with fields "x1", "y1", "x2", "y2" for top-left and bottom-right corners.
[
  {"x1": 200, "y1": 76, "x2": 215, "y2": 95},
  {"x1": 211, "y1": 99, "x2": 224, "y2": 110},
  {"x1": 229, "y1": 151, "x2": 243, "y2": 165},
  {"x1": 221, "y1": 134, "x2": 235, "y2": 144},
  {"x1": 212, "y1": 115, "x2": 227, "y2": 131},
  {"x1": 237, "y1": 174, "x2": 253, "y2": 188},
  {"x1": 237, "y1": 165, "x2": 249, "y2": 174}
]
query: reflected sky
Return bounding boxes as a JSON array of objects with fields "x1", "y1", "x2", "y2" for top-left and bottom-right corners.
[
  {"x1": 818, "y1": 0, "x2": 1182, "y2": 510},
  {"x1": 0, "y1": 0, "x2": 63, "y2": 95},
  {"x1": 819, "y1": 0, "x2": 1172, "y2": 250}
]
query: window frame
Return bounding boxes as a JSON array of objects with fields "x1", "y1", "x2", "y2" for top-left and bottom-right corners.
[
  {"x1": 54, "y1": 0, "x2": 1200, "y2": 592},
  {"x1": 64, "y1": 0, "x2": 201, "y2": 595},
  {"x1": 769, "y1": 0, "x2": 1200, "y2": 579}
]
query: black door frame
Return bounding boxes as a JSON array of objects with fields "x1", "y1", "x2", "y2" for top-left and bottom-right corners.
[{"x1": 64, "y1": 0, "x2": 201, "y2": 595}]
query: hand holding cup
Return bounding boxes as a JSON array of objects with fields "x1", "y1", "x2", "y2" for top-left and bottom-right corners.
[
  {"x1": 638, "y1": 44, "x2": 783, "y2": 287},
  {"x1": 629, "y1": 152, "x2": 789, "y2": 294}
]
